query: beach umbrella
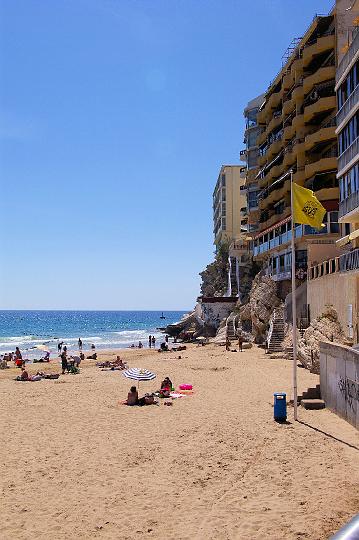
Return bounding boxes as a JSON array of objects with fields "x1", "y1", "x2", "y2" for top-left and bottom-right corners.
[{"x1": 122, "y1": 367, "x2": 156, "y2": 390}]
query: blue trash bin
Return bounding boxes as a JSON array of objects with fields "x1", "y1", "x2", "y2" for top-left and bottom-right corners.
[{"x1": 274, "y1": 392, "x2": 287, "y2": 422}]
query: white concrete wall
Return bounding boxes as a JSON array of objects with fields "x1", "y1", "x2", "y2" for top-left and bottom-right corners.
[
  {"x1": 200, "y1": 301, "x2": 236, "y2": 329},
  {"x1": 320, "y1": 341, "x2": 359, "y2": 429}
]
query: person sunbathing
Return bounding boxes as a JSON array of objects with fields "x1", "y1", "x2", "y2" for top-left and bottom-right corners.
[
  {"x1": 125, "y1": 386, "x2": 138, "y2": 406},
  {"x1": 137, "y1": 393, "x2": 157, "y2": 406},
  {"x1": 161, "y1": 377, "x2": 173, "y2": 390}
]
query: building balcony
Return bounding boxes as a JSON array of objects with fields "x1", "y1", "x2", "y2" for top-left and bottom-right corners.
[
  {"x1": 283, "y1": 125, "x2": 295, "y2": 142},
  {"x1": 267, "y1": 163, "x2": 284, "y2": 182},
  {"x1": 292, "y1": 113, "x2": 304, "y2": 131},
  {"x1": 315, "y1": 186, "x2": 339, "y2": 203},
  {"x1": 257, "y1": 130, "x2": 267, "y2": 146},
  {"x1": 265, "y1": 90, "x2": 282, "y2": 114},
  {"x1": 266, "y1": 113, "x2": 282, "y2": 135},
  {"x1": 266, "y1": 139, "x2": 283, "y2": 161},
  {"x1": 292, "y1": 84, "x2": 304, "y2": 102},
  {"x1": 257, "y1": 109, "x2": 267, "y2": 125},
  {"x1": 293, "y1": 167, "x2": 305, "y2": 185},
  {"x1": 305, "y1": 156, "x2": 337, "y2": 180},
  {"x1": 339, "y1": 191, "x2": 359, "y2": 222},
  {"x1": 337, "y1": 85, "x2": 359, "y2": 130},
  {"x1": 303, "y1": 95, "x2": 336, "y2": 123},
  {"x1": 283, "y1": 71, "x2": 295, "y2": 91},
  {"x1": 283, "y1": 144, "x2": 296, "y2": 168},
  {"x1": 304, "y1": 126, "x2": 336, "y2": 152},
  {"x1": 303, "y1": 34, "x2": 335, "y2": 68},
  {"x1": 240, "y1": 149, "x2": 247, "y2": 162},
  {"x1": 303, "y1": 66, "x2": 335, "y2": 96},
  {"x1": 338, "y1": 137, "x2": 359, "y2": 177},
  {"x1": 290, "y1": 58, "x2": 303, "y2": 78},
  {"x1": 283, "y1": 98, "x2": 295, "y2": 116}
]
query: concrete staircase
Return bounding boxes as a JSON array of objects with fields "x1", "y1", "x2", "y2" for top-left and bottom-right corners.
[
  {"x1": 297, "y1": 384, "x2": 325, "y2": 410},
  {"x1": 226, "y1": 315, "x2": 237, "y2": 341},
  {"x1": 267, "y1": 308, "x2": 285, "y2": 353}
]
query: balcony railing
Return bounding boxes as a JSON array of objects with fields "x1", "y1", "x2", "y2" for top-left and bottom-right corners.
[
  {"x1": 338, "y1": 137, "x2": 359, "y2": 175},
  {"x1": 337, "y1": 27, "x2": 359, "y2": 84},
  {"x1": 339, "y1": 190, "x2": 359, "y2": 220},
  {"x1": 340, "y1": 248, "x2": 359, "y2": 273},
  {"x1": 337, "y1": 84, "x2": 359, "y2": 128}
]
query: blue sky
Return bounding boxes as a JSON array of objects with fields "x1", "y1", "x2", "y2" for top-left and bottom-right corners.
[{"x1": 0, "y1": 0, "x2": 334, "y2": 310}]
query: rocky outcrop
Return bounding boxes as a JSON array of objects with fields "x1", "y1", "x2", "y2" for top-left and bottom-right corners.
[
  {"x1": 283, "y1": 306, "x2": 350, "y2": 373},
  {"x1": 199, "y1": 242, "x2": 229, "y2": 297},
  {"x1": 164, "y1": 310, "x2": 204, "y2": 338},
  {"x1": 236, "y1": 273, "x2": 281, "y2": 343}
]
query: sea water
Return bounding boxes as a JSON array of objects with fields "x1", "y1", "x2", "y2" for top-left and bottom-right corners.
[{"x1": 0, "y1": 310, "x2": 187, "y2": 358}]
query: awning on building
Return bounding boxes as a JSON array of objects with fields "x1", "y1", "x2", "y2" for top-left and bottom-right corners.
[{"x1": 253, "y1": 215, "x2": 291, "y2": 240}]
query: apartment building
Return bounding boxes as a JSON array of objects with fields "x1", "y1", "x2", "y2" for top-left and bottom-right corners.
[
  {"x1": 213, "y1": 165, "x2": 248, "y2": 297},
  {"x1": 242, "y1": 94, "x2": 265, "y2": 235},
  {"x1": 213, "y1": 165, "x2": 247, "y2": 246},
  {"x1": 307, "y1": 7, "x2": 359, "y2": 342},
  {"x1": 249, "y1": 11, "x2": 343, "y2": 282}
]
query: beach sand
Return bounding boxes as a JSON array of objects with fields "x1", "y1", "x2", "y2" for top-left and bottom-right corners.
[{"x1": 1, "y1": 343, "x2": 359, "y2": 540}]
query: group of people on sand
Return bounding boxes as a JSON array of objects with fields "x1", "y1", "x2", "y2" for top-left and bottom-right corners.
[
  {"x1": 123, "y1": 376, "x2": 173, "y2": 406},
  {"x1": 226, "y1": 334, "x2": 244, "y2": 352},
  {"x1": 96, "y1": 356, "x2": 128, "y2": 370},
  {"x1": 60, "y1": 350, "x2": 83, "y2": 374}
]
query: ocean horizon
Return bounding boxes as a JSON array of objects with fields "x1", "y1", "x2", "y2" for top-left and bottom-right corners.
[{"x1": 0, "y1": 310, "x2": 188, "y2": 358}]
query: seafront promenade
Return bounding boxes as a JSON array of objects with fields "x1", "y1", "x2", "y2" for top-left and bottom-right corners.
[{"x1": 1, "y1": 344, "x2": 358, "y2": 540}]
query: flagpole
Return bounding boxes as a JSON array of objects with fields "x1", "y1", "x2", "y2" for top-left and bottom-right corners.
[{"x1": 290, "y1": 170, "x2": 298, "y2": 421}]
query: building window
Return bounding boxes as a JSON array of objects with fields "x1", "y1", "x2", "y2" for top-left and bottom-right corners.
[
  {"x1": 339, "y1": 163, "x2": 359, "y2": 201},
  {"x1": 338, "y1": 60, "x2": 359, "y2": 109},
  {"x1": 338, "y1": 111, "x2": 359, "y2": 155}
]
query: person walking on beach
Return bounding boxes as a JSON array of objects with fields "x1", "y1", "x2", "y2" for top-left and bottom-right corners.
[
  {"x1": 57, "y1": 342, "x2": 62, "y2": 353},
  {"x1": 61, "y1": 351, "x2": 68, "y2": 374},
  {"x1": 78, "y1": 338, "x2": 82, "y2": 351},
  {"x1": 165, "y1": 335, "x2": 169, "y2": 344},
  {"x1": 226, "y1": 337, "x2": 231, "y2": 351},
  {"x1": 148, "y1": 335, "x2": 152, "y2": 348},
  {"x1": 63, "y1": 345, "x2": 67, "y2": 354},
  {"x1": 151, "y1": 336, "x2": 156, "y2": 348}
]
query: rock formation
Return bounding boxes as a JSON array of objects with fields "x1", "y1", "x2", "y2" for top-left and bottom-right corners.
[
  {"x1": 199, "y1": 242, "x2": 229, "y2": 297},
  {"x1": 236, "y1": 273, "x2": 281, "y2": 343}
]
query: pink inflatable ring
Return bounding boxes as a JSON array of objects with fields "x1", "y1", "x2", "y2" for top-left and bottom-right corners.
[{"x1": 179, "y1": 384, "x2": 193, "y2": 390}]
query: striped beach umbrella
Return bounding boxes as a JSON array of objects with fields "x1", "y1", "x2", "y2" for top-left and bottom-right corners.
[{"x1": 123, "y1": 368, "x2": 156, "y2": 382}]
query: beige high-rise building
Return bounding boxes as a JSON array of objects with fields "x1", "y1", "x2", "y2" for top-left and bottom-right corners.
[{"x1": 213, "y1": 165, "x2": 247, "y2": 246}]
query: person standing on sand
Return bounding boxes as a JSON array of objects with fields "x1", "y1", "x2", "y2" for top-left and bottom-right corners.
[
  {"x1": 78, "y1": 338, "x2": 82, "y2": 351},
  {"x1": 58, "y1": 342, "x2": 62, "y2": 353},
  {"x1": 165, "y1": 335, "x2": 169, "y2": 344},
  {"x1": 148, "y1": 335, "x2": 152, "y2": 348},
  {"x1": 61, "y1": 350, "x2": 68, "y2": 374},
  {"x1": 238, "y1": 335, "x2": 243, "y2": 352},
  {"x1": 151, "y1": 336, "x2": 156, "y2": 348},
  {"x1": 226, "y1": 337, "x2": 231, "y2": 351},
  {"x1": 63, "y1": 345, "x2": 67, "y2": 354}
]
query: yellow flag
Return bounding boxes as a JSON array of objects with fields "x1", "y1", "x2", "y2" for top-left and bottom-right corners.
[{"x1": 292, "y1": 183, "x2": 326, "y2": 229}]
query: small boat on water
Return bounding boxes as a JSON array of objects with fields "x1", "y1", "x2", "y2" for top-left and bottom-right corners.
[{"x1": 160, "y1": 312, "x2": 166, "y2": 319}]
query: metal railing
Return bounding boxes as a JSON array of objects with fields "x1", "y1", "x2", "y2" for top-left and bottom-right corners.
[
  {"x1": 339, "y1": 248, "x2": 359, "y2": 273},
  {"x1": 337, "y1": 84, "x2": 359, "y2": 128},
  {"x1": 339, "y1": 190, "x2": 359, "y2": 220},
  {"x1": 338, "y1": 137, "x2": 359, "y2": 175},
  {"x1": 337, "y1": 27, "x2": 359, "y2": 84}
]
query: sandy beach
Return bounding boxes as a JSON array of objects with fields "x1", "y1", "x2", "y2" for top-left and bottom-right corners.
[{"x1": 1, "y1": 343, "x2": 359, "y2": 540}]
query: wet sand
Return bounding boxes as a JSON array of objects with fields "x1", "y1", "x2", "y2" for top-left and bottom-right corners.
[{"x1": 1, "y1": 343, "x2": 359, "y2": 539}]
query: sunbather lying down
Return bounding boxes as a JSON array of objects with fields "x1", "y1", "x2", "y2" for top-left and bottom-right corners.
[
  {"x1": 15, "y1": 368, "x2": 61, "y2": 381},
  {"x1": 97, "y1": 356, "x2": 128, "y2": 370}
]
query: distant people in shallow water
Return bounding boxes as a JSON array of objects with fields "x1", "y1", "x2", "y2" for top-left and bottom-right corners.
[
  {"x1": 138, "y1": 341, "x2": 143, "y2": 348},
  {"x1": 151, "y1": 336, "x2": 156, "y2": 347},
  {"x1": 78, "y1": 338, "x2": 82, "y2": 350},
  {"x1": 148, "y1": 335, "x2": 152, "y2": 348}
]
